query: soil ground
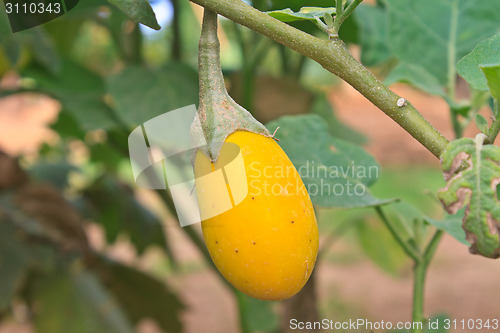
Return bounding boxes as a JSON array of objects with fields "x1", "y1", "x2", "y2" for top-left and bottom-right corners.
[{"x1": 0, "y1": 81, "x2": 499, "y2": 333}]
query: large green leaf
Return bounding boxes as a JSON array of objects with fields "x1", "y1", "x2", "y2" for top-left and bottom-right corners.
[
  {"x1": 438, "y1": 134, "x2": 500, "y2": 258},
  {"x1": 267, "y1": 115, "x2": 395, "y2": 208},
  {"x1": 50, "y1": 109, "x2": 86, "y2": 140},
  {"x1": 457, "y1": 34, "x2": 500, "y2": 92},
  {"x1": 107, "y1": 63, "x2": 199, "y2": 127},
  {"x1": 106, "y1": 0, "x2": 160, "y2": 30},
  {"x1": 95, "y1": 257, "x2": 184, "y2": 333},
  {"x1": 21, "y1": 59, "x2": 117, "y2": 130},
  {"x1": 83, "y1": 175, "x2": 169, "y2": 255},
  {"x1": 384, "y1": 0, "x2": 500, "y2": 86},
  {"x1": 355, "y1": 3, "x2": 392, "y2": 66},
  {"x1": 310, "y1": 94, "x2": 367, "y2": 144},
  {"x1": 22, "y1": 27, "x2": 61, "y2": 74},
  {"x1": 33, "y1": 268, "x2": 134, "y2": 333},
  {"x1": 385, "y1": 62, "x2": 447, "y2": 98}
]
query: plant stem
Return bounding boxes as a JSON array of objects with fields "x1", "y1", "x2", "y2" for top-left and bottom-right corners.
[
  {"x1": 375, "y1": 208, "x2": 444, "y2": 333},
  {"x1": 450, "y1": 112, "x2": 463, "y2": 138},
  {"x1": 234, "y1": 289, "x2": 251, "y2": 333},
  {"x1": 332, "y1": 0, "x2": 363, "y2": 37},
  {"x1": 423, "y1": 229, "x2": 444, "y2": 265},
  {"x1": 375, "y1": 206, "x2": 420, "y2": 263},
  {"x1": 411, "y1": 229, "x2": 444, "y2": 333},
  {"x1": 336, "y1": 0, "x2": 344, "y2": 18},
  {"x1": 412, "y1": 261, "x2": 426, "y2": 333},
  {"x1": 171, "y1": 0, "x2": 182, "y2": 61},
  {"x1": 189, "y1": 0, "x2": 449, "y2": 159}
]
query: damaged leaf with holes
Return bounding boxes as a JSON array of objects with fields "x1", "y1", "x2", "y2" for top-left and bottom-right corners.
[{"x1": 438, "y1": 134, "x2": 500, "y2": 258}]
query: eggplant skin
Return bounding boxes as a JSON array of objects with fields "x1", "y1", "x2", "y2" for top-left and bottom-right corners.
[{"x1": 195, "y1": 131, "x2": 319, "y2": 301}]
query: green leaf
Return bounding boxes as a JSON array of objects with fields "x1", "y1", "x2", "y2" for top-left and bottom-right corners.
[
  {"x1": 385, "y1": 62, "x2": 446, "y2": 98},
  {"x1": 23, "y1": 27, "x2": 61, "y2": 74},
  {"x1": 267, "y1": 7, "x2": 336, "y2": 23},
  {"x1": 426, "y1": 209, "x2": 468, "y2": 245},
  {"x1": 95, "y1": 257, "x2": 184, "y2": 333},
  {"x1": 338, "y1": 12, "x2": 359, "y2": 44},
  {"x1": 481, "y1": 64, "x2": 500, "y2": 101},
  {"x1": 449, "y1": 101, "x2": 471, "y2": 117},
  {"x1": 457, "y1": 34, "x2": 500, "y2": 91},
  {"x1": 357, "y1": 216, "x2": 409, "y2": 275},
  {"x1": 1, "y1": 35, "x2": 22, "y2": 67},
  {"x1": 267, "y1": 115, "x2": 395, "y2": 208},
  {"x1": 323, "y1": 12, "x2": 333, "y2": 29},
  {"x1": 384, "y1": 0, "x2": 500, "y2": 86},
  {"x1": 29, "y1": 161, "x2": 79, "y2": 190},
  {"x1": 475, "y1": 114, "x2": 489, "y2": 134},
  {"x1": 33, "y1": 268, "x2": 134, "y2": 333},
  {"x1": 106, "y1": 0, "x2": 161, "y2": 30},
  {"x1": 21, "y1": 59, "x2": 117, "y2": 130},
  {"x1": 237, "y1": 292, "x2": 279, "y2": 333},
  {"x1": 90, "y1": 142, "x2": 126, "y2": 170},
  {"x1": 84, "y1": 175, "x2": 169, "y2": 255},
  {"x1": 44, "y1": 17, "x2": 86, "y2": 57},
  {"x1": 355, "y1": 3, "x2": 392, "y2": 66},
  {"x1": 266, "y1": 1, "x2": 336, "y2": 35},
  {"x1": 310, "y1": 94, "x2": 367, "y2": 144},
  {"x1": 107, "y1": 63, "x2": 199, "y2": 127},
  {"x1": 438, "y1": 134, "x2": 500, "y2": 258},
  {"x1": 50, "y1": 109, "x2": 86, "y2": 140},
  {"x1": 0, "y1": 208, "x2": 57, "y2": 311},
  {"x1": 0, "y1": 221, "x2": 30, "y2": 310}
]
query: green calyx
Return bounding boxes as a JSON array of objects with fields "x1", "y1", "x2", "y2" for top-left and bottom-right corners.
[{"x1": 192, "y1": 9, "x2": 271, "y2": 162}]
